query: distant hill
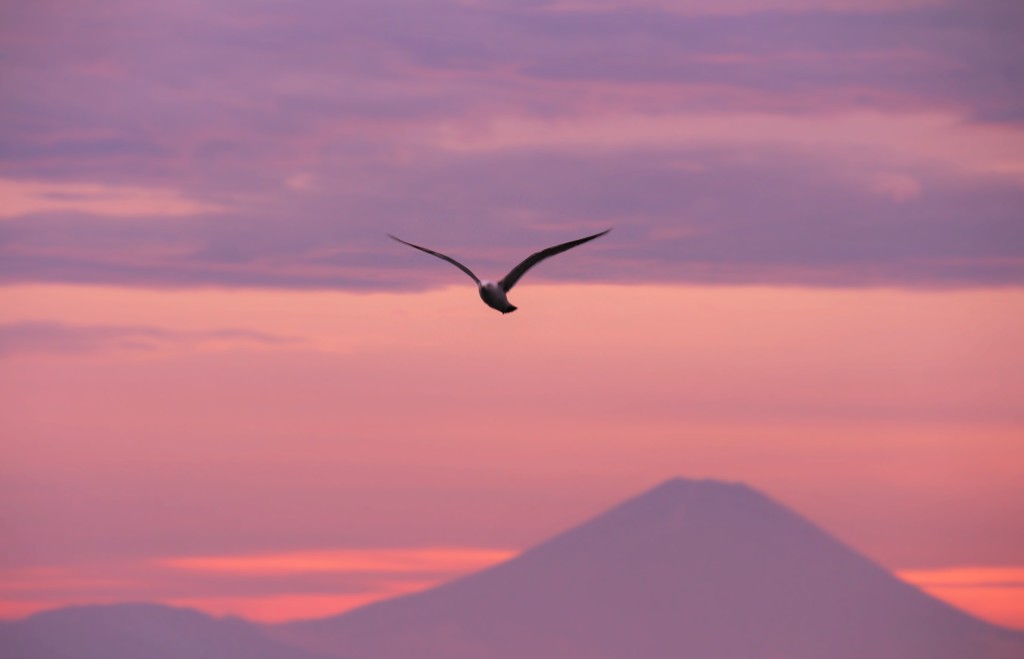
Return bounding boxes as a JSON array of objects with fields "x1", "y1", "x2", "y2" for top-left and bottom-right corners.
[
  {"x1": 278, "y1": 478, "x2": 1024, "y2": 659},
  {"x1": 0, "y1": 602, "x2": 331, "y2": 659}
]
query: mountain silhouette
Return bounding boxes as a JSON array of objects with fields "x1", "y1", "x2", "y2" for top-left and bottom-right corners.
[
  {"x1": 3, "y1": 479, "x2": 1022, "y2": 659},
  {"x1": 278, "y1": 478, "x2": 1024, "y2": 659},
  {"x1": 0, "y1": 602, "x2": 332, "y2": 659}
]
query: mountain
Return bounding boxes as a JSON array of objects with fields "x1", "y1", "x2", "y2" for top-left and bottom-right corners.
[
  {"x1": 4, "y1": 479, "x2": 1022, "y2": 659},
  {"x1": 0, "y1": 602, "x2": 331, "y2": 659},
  {"x1": 278, "y1": 478, "x2": 1024, "y2": 659}
]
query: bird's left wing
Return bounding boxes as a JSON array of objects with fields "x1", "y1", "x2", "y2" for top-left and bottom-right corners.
[
  {"x1": 388, "y1": 234, "x2": 481, "y2": 285},
  {"x1": 499, "y1": 229, "x2": 610, "y2": 292}
]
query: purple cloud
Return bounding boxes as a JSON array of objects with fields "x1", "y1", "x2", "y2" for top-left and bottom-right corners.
[{"x1": 1, "y1": 0, "x2": 1022, "y2": 288}]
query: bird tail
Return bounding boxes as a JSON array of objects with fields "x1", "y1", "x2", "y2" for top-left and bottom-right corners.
[{"x1": 503, "y1": 306, "x2": 518, "y2": 314}]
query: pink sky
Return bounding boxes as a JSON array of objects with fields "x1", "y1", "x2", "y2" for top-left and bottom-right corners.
[
  {"x1": 2, "y1": 283, "x2": 1022, "y2": 626},
  {"x1": 1, "y1": 0, "x2": 1023, "y2": 632}
]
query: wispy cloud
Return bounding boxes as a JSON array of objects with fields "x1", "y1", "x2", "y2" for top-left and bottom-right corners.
[
  {"x1": 899, "y1": 567, "x2": 1024, "y2": 629},
  {"x1": 0, "y1": 321, "x2": 296, "y2": 357},
  {"x1": 543, "y1": 0, "x2": 947, "y2": 13},
  {"x1": 900, "y1": 566, "x2": 1024, "y2": 589},
  {"x1": 0, "y1": 179, "x2": 227, "y2": 219},
  {"x1": 159, "y1": 547, "x2": 515, "y2": 577},
  {"x1": 0, "y1": 547, "x2": 514, "y2": 623}
]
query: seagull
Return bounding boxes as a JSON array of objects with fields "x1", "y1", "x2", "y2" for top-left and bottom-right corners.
[{"x1": 388, "y1": 229, "x2": 611, "y2": 314}]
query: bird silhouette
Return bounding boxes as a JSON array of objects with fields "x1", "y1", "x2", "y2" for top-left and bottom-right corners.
[{"x1": 388, "y1": 229, "x2": 611, "y2": 313}]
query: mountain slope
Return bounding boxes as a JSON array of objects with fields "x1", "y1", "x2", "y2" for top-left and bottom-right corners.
[
  {"x1": 280, "y1": 478, "x2": 1024, "y2": 659},
  {"x1": 0, "y1": 602, "x2": 331, "y2": 659}
]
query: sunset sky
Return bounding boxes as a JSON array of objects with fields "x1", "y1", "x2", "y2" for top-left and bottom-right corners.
[{"x1": 1, "y1": 0, "x2": 1022, "y2": 629}]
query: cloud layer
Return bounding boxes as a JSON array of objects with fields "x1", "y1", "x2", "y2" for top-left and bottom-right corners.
[{"x1": 1, "y1": 0, "x2": 1022, "y2": 288}]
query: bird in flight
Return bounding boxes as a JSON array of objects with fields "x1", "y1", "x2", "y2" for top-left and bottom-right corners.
[{"x1": 388, "y1": 229, "x2": 611, "y2": 314}]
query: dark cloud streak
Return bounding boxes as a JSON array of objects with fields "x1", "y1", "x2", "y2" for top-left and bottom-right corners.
[{"x1": 0, "y1": 321, "x2": 297, "y2": 357}]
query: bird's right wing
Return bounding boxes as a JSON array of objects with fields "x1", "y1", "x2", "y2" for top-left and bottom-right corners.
[{"x1": 388, "y1": 234, "x2": 481, "y2": 285}]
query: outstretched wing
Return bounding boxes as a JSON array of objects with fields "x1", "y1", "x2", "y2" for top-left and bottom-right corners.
[
  {"x1": 388, "y1": 234, "x2": 481, "y2": 285},
  {"x1": 499, "y1": 229, "x2": 611, "y2": 292}
]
